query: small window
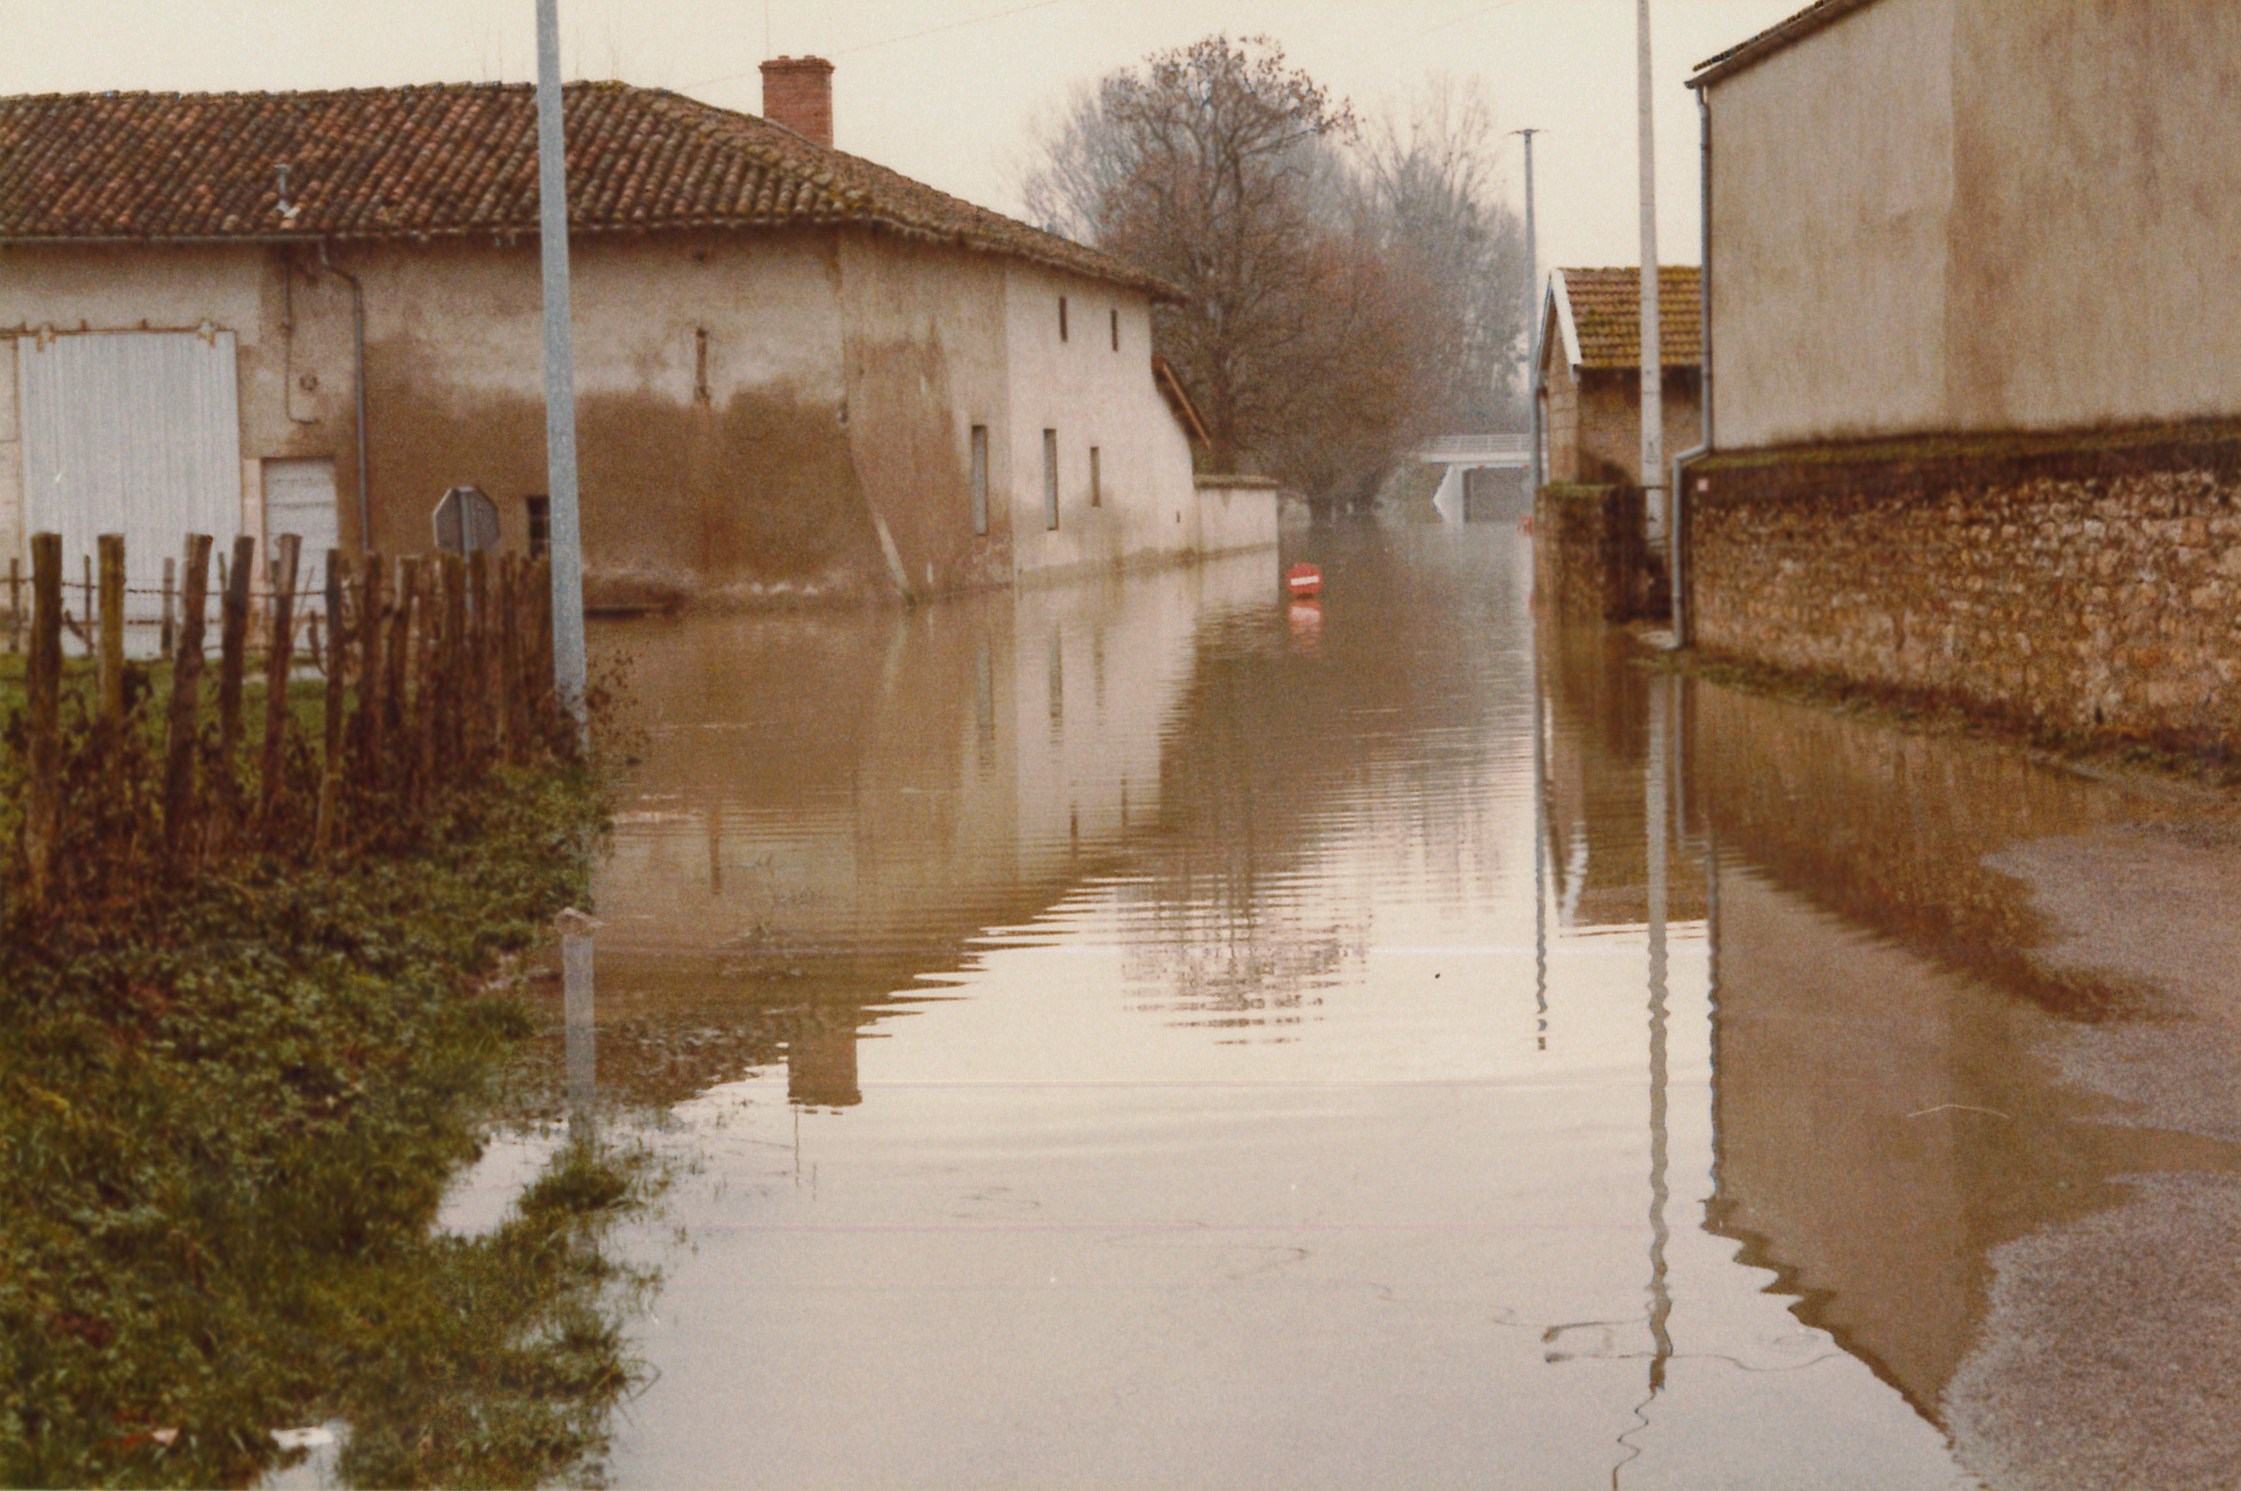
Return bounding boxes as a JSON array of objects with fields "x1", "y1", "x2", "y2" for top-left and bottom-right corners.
[
  {"x1": 1043, "y1": 429, "x2": 1060, "y2": 531},
  {"x1": 1059, "y1": 296, "x2": 1069, "y2": 343},
  {"x1": 1110, "y1": 309, "x2": 1120, "y2": 351},
  {"x1": 525, "y1": 495, "x2": 551, "y2": 560},
  {"x1": 1089, "y1": 446, "x2": 1102, "y2": 507},
  {"x1": 969, "y1": 425, "x2": 990, "y2": 536}
]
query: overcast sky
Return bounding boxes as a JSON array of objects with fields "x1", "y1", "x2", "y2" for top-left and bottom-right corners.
[{"x1": 0, "y1": 0, "x2": 1804, "y2": 273}]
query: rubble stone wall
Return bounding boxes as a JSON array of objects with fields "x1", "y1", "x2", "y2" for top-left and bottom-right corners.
[
  {"x1": 1691, "y1": 427, "x2": 2241, "y2": 753},
  {"x1": 1535, "y1": 484, "x2": 1645, "y2": 624}
]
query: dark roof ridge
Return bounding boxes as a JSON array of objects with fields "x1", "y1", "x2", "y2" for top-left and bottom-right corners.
[
  {"x1": 1689, "y1": 0, "x2": 1889, "y2": 90},
  {"x1": 0, "y1": 79, "x2": 1169, "y2": 295}
]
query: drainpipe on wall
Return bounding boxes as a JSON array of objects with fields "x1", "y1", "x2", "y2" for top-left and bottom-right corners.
[
  {"x1": 1668, "y1": 86, "x2": 1714, "y2": 649},
  {"x1": 318, "y1": 240, "x2": 372, "y2": 552}
]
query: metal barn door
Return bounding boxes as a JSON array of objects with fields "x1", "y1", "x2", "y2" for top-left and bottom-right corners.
[
  {"x1": 263, "y1": 457, "x2": 339, "y2": 604},
  {"x1": 17, "y1": 330, "x2": 245, "y2": 624}
]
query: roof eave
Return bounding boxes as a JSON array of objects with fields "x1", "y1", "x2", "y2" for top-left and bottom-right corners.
[
  {"x1": 1688, "y1": 0, "x2": 1888, "y2": 91},
  {"x1": 0, "y1": 218, "x2": 1182, "y2": 297}
]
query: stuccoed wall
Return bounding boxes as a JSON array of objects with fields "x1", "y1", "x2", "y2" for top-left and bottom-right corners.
[
  {"x1": 1690, "y1": 428, "x2": 2241, "y2": 752},
  {"x1": 1705, "y1": 0, "x2": 2241, "y2": 448}
]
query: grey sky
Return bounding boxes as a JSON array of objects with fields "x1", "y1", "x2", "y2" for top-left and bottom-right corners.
[{"x1": 0, "y1": 0, "x2": 1802, "y2": 273}]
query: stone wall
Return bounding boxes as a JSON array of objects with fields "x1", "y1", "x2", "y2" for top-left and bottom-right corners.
[
  {"x1": 1690, "y1": 426, "x2": 2241, "y2": 753},
  {"x1": 1534, "y1": 483, "x2": 1645, "y2": 623}
]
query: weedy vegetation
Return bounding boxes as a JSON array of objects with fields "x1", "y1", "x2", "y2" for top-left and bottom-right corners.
[{"x1": 1, "y1": 541, "x2": 653, "y2": 1488}]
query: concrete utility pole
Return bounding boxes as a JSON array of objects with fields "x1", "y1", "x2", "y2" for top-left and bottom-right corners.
[
  {"x1": 536, "y1": 0, "x2": 589, "y2": 733},
  {"x1": 1515, "y1": 128, "x2": 1544, "y2": 498},
  {"x1": 1635, "y1": 0, "x2": 1665, "y2": 543}
]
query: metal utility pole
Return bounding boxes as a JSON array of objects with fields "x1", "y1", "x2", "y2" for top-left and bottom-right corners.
[
  {"x1": 1515, "y1": 128, "x2": 1544, "y2": 498},
  {"x1": 1635, "y1": 0, "x2": 1666, "y2": 544},
  {"x1": 536, "y1": 0, "x2": 588, "y2": 733}
]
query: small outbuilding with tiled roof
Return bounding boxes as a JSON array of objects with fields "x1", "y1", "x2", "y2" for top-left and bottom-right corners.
[
  {"x1": 1535, "y1": 266, "x2": 1703, "y2": 489},
  {"x1": 0, "y1": 65, "x2": 1263, "y2": 615}
]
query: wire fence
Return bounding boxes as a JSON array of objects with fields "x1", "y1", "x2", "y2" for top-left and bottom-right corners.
[{"x1": 5, "y1": 530, "x2": 572, "y2": 920}]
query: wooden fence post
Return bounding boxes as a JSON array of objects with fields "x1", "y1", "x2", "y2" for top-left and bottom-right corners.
[
  {"x1": 161, "y1": 556, "x2": 177, "y2": 658},
  {"x1": 357, "y1": 554, "x2": 387, "y2": 792},
  {"x1": 442, "y1": 553, "x2": 467, "y2": 776},
  {"x1": 217, "y1": 535, "x2": 255, "y2": 773},
  {"x1": 163, "y1": 535, "x2": 213, "y2": 867},
  {"x1": 498, "y1": 555, "x2": 523, "y2": 761},
  {"x1": 22, "y1": 534, "x2": 63, "y2": 911},
  {"x1": 80, "y1": 554, "x2": 93, "y2": 658},
  {"x1": 419, "y1": 556, "x2": 443, "y2": 789},
  {"x1": 315, "y1": 549, "x2": 347, "y2": 851},
  {"x1": 97, "y1": 534, "x2": 126, "y2": 724},
  {"x1": 537, "y1": 556, "x2": 559, "y2": 750},
  {"x1": 388, "y1": 559, "x2": 419, "y2": 801},
  {"x1": 260, "y1": 534, "x2": 302, "y2": 833},
  {"x1": 465, "y1": 551, "x2": 487, "y2": 765},
  {"x1": 521, "y1": 555, "x2": 545, "y2": 749}
]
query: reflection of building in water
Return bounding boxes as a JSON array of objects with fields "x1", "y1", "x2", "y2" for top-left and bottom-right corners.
[
  {"x1": 1107, "y1": 530, "x2": 1536, "y2": 1020},
  {"x1": 785, "y1": 1006, "x2": 865, "y2": 1111},
  {"x1": 1687, "y1": 675, "x2": 2201, "y2": 1437},
  {"x1": 1538, "y1": 624, "x2": 1705, "y2": 928},
  {"x1": 587, "y1": 554, "x2": 1272, "y2": 1105}
]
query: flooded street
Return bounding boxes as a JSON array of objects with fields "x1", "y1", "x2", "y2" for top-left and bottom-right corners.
[{"x1": 556, "y1": 527, "x2": 2241, "y2": 1489}]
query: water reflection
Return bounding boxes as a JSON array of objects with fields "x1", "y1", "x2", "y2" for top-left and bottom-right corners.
[
  {"x1": 563, "y1": 923, "x2": 598, "y2": 1146},
  {"x1": 574, "y1": 528, "x2": 2241, "y2": 1489}
]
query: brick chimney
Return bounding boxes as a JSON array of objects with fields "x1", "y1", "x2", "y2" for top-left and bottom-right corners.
[{"x1": 760, "y1": 56, "x2": 835, "y2": 149}]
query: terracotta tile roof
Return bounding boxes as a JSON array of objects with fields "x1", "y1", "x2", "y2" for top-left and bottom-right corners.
[
  {"x1": 0, "y1": 81, "x2": 1169, "y2": 294},
  {"x1": 1554, "y1": 266, "x2": 1703, "y2": 371}
]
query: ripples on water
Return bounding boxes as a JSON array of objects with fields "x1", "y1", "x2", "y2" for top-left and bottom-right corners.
[{"x1": 451, "y1": 524, "x2": 2239, "y2": 1489}]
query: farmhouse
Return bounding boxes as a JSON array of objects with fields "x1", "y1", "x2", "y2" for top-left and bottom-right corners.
[
  {"x1": 0, "y1": 62, "x2": 1265, "y2": 616},
  {"x1": 1683, "y1": 0, "x2": 2241, "y2": 749},
  {"x1": 1536, "y1": 266, "x2": 1701, "y2": 489}
]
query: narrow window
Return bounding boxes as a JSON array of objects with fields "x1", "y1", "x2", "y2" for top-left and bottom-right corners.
[
  {"x1": 1110, "y1": 308, "x2": 1119, "y2": 351},
  {"x1": 693, "y1": 327, "x2": 711, "y2": 403},
  {"x1": 1089, "y1": 446, "x2": 1102, "y2": 507},
  {"x1": 1043, "y1": 429, "x2": 1060, "y2": 530},
  {"x1": 1058, "y1": 296, "x2": 1069, "y2": 343},
  {"x1": 525, "y1": 495, "x2": 551, "y2": 560},
  {"x1": 969, "y1": 424, "x2": 990, "y2": 536}
]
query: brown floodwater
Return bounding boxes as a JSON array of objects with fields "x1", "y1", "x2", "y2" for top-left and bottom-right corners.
[{"x1": 466, "y1": 525, "x2": 2241, "y2": 1488}]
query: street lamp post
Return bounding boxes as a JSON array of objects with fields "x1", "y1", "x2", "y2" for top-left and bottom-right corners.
[
  {"x1": 1636, "y1": 0, "x2": 1666, "y2": 547},
  {"x1": 535, "y1": 0, "x2": 588, "y2": 735},
  {"x1": 1516, "y1": 127, "x2": 1544, "y2": 499}
]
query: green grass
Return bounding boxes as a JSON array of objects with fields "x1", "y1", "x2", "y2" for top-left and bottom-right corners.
[{"x1": 0, "y1": 742, "x2": 653, "y2": 1487}]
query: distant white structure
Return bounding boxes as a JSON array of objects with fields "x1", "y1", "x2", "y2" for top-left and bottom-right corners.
[{"x1": 1417, "y1": 434, "x2": 1531, "y2": 523}]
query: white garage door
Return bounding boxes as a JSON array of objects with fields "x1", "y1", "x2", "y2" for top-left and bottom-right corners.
[
  {"x1": 18, "y1": 330, "x2": 245, "y2": 624},
  {"x1": 264, "y1": 457, "x2": 339, "y2": 606}
]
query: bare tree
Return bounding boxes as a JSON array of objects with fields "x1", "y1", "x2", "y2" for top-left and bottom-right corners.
[
  {"x1": 1018, "y1": 39, "x2": 1521, "y2": 508},
  {"x1": 1019, "y1": 82, "x2": 1130, "y2": 243},
  {"x1": 1359, "y1": 77, "x2": 1529, "y2": 432},
  {"x1": 1022, "y1": 38, "x2": 1355, "y2": 479}
]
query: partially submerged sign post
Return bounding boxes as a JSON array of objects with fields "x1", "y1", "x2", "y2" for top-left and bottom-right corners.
[{"x1": 535, "y1": 0, "x2": 589, "y2": 740}]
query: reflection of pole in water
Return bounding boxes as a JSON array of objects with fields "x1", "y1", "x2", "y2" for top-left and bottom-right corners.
[
  {"x1": 1644, "y1": 676, "x2": 1674, "y2": 1392},
  {"x1": 1616, "y1": 674, "x2": 1676, "y2": 1489},
  {"x1": 1531, "y1": 569, "x2": 1549, "y2": 1052},
  {"x1": 563, "y1": 927, "x2": 597, "y2": 1146}
]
